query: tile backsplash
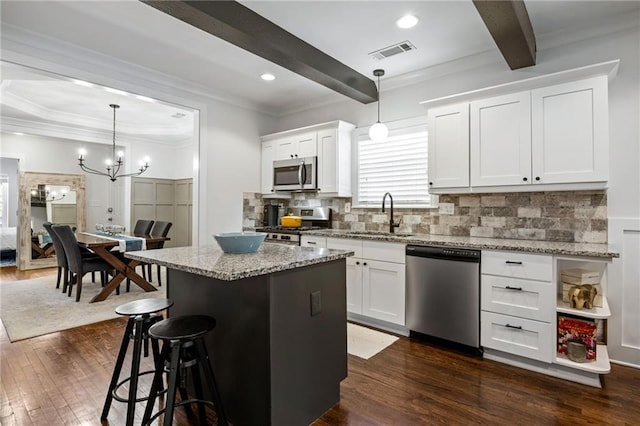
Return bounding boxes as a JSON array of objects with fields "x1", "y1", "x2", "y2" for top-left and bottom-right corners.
[{"x1": 243, "y1": 190, "x2": 607, "y2": 243}]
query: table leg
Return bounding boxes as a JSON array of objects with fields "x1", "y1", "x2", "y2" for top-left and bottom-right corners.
[{"x1": 89, "y1": 247, "x2": 157, "y2": 303}]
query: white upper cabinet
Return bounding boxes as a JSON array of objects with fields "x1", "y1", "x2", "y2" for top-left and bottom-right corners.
[
  {"x1": 531, "y1": 76, "x2": 608, "y2": 185},
  {"x1": 423, "y1": 63, "x2": 614, "y2": 193},
  {"x1": 274, "y1": 132, "x2": 317, "y2": 161},
  {"x1": 470, "y1": 91, "x2": 532, "y2": 187},
  {"x1": 317, "y1": 123, "x2": 353, "y2": 197},
  {"x1": 427, "y1": 103, "x2": 470, "y2": 189},
  {"x1": 261, "y1": 121, "x2": 354, "y2": 196},
  {"x1": 260, "y1": 141, "x2": 275, "y2": 194}
]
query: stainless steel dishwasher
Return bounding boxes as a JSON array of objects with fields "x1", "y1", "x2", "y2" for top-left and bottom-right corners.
[{"x1": 406, "y1": 245, "x2": 481, "y2": 354}]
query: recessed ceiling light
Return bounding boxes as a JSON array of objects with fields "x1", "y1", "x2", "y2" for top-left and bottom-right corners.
[
  {"x1": 13, "y1": 132, "x2": 24, "y2": 136},
  {"x1": 261, "y1": 73, "x2": 275, "y2": 81},
  {"x1": 72, "y1": 79, "x2": 94, "y2": 88},
  {"x1": 104, "y1": 87, "x2": 128, "y2": 96},
  {"x1": 135, "y1": 94, "x2": 156, "y2": 103},
  {"x1": 396, "y1": 14, "x2": 419, "y2": 29}
]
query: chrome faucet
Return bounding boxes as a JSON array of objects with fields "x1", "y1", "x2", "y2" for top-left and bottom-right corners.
[{"x1": 382, "y1": 192, "x2": 400, "y2": 233}]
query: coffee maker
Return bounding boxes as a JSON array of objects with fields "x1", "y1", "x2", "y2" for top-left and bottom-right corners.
[{"x1": 263, "y1": 204, "x2": 284, "y2": 227}]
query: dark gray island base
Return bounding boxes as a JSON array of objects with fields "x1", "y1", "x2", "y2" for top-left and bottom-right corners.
[{"x1": 126, "y1": 244, "x2": 352, "y2": 425}]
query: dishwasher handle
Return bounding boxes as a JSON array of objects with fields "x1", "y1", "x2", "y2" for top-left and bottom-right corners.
[{"x1": 406, "y1": 245, "x2": 480, "y2": 263}]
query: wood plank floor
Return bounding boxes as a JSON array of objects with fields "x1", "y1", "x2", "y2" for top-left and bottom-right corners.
[{"x1": 2, "y1": 266, "x2": 640, "y2": 425}]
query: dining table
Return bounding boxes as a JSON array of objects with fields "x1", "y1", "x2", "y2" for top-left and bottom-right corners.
[{"x1": 75, "y1": 232, "x2": 169, "y2": 303}]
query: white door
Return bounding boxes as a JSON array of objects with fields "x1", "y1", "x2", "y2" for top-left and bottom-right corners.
[
  {"x1": 427, "y1": 103, "x2": 470, "y2": 189},
  {"x1": 531, "y1": 76, "x2": 608, "y2": 184},
  {"x1": 275, "y1": 138, "x2": 296, "y2": 160},
  {"x1": 471, "y1": 91, "x2": 532, "y2": 186},
  {"x1": 346, "y1": 257, "x2": 363, "y2": 314},
  {"x1": 296, "y1": 132, "x2": 318, "y2": 158},
  {"x1": 362, "y1": 259, "x2": 406, "y2": 325},
  {"x1": 317, "y1": 129, "x2": 337, "y2": 193}
]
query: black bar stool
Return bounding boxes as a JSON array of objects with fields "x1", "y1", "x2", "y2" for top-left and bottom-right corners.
[
  {"x1": 142, "y1": 315, "x2": 228, "y2": 426},
  {"x1": 101, "y1": 298, "x2": 174, "y2": 426}
]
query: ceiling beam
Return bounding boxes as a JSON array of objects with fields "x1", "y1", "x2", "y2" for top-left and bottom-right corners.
[
  {"x1": 472, "y1": 0, "x2": 536, "y2": 70},
  {"x1": 141, "y1": 0, "x2": 378, "y2": 104}
]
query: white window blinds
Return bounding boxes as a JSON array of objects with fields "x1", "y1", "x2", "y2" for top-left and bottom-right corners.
[{"x1": 355, "y1": 127, "x2": 431, "y2": 207}]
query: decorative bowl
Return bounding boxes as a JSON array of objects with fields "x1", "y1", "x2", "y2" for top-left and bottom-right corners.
[{"x1": 214, "y1": 232, "x2": 267, "y2": 254}]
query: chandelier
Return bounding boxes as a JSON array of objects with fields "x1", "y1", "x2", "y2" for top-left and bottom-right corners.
[
  {"x1": 30, "y1": 185, "x2": 66, "y2": 202},
  {"x1": 78, "y1": 104, "x2": 150, "y2": 182}
]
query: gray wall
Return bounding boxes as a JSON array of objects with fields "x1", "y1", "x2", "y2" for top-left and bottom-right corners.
[{"x1": 0, "y1": 157, "x2": 19, "y2": 227}]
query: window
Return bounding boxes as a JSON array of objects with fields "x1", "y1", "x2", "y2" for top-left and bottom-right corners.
[{"x1": 354, "y1": 119, "x2": 434, "y2": 207}]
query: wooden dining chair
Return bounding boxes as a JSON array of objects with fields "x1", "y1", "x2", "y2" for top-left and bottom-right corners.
[{"x1": 52, "y1": 225, "x2": 116, "y2": 302}]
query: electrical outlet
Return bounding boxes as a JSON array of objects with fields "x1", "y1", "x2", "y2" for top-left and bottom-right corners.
[
  {"x1": 439, "y1": 203, "x2": 455, "y2": 215},
  {"x1": 310, "y1": 290, "x2": 322, "y2": 316},
  {"x1": 344, "y1": 202, "x2": 351, "y2": 213}
]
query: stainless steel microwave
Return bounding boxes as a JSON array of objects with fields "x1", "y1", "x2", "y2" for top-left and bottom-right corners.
[{"x1": 273, "y1": 156, "x2": 317, "y2": 191}]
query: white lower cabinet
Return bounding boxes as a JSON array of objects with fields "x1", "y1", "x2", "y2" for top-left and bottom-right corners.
[
  {"x1": 327, "y1": 238, "x2": 405, "y2": 326},
  {"x1": 481, "y1": 311, "x2": 554, "y2": 363},
  {"x1": 300, "y1": 235, "x2": 327, "y2": 248},
  {"x1": 482, "y1": 249, "x2": 613, "y2": 387},
  {"x1": 481, "y1": 250, "x2": 555, "y2": 362}
]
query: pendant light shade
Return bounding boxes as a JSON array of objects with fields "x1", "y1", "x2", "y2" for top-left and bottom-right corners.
[{"x1": 369, "y1": 69, "x2": 388, "y2": 142}]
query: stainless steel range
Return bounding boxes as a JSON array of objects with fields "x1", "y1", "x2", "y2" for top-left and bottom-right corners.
[{"x1": 256, "y1": 207, "x2": 331, "y2": 245}]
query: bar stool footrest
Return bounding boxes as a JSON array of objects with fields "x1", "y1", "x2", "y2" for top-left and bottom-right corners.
[{"x1": 112, "y1": 369, "x2": 167, "y2": 404}]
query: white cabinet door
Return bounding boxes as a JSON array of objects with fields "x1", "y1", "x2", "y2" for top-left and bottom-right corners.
[
  {"x1": 275, "y1": 138, "x2": 297, "y2": 160},
  {"x1": 427, "y1": 103, "x2": 470, "y2": 189},
  {"x1": 296, "y1": 132, "x2": 317, "y2": 158},
  {"x1": 261, "y1": 142, "x2": 275, "y2": 194},
  {"x1": 362, "y1": 259, "x2": 406, "y2": 325},
  {"x1": 471, "y1": 92, "x2": 532, "y2": 186},
  {"x1": 317, "y1": 129, "x2": 337, "y2": 193},
  {"x1": 346, "y1": 257, "x2": 363, "y2": 314},
  {"x1": 531, "y1": 76, "x2": 608, "y2": 184}
]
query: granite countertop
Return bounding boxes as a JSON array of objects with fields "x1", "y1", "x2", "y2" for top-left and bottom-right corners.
[
  {"x1": 302, "y1": 229, "x2": 619, "y2": 258},
  {"x1": 125, "y1": 243, "x2": 354, "y2": 281}
]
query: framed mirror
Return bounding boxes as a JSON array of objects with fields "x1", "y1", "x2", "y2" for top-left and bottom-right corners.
[{"x1": 18, "y1": 172, "x2": 86, "y2": 270}]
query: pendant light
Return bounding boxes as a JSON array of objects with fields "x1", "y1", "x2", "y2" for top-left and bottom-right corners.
[
  {"x1": 77, "y1": 104, "x2": 150, "y2": 182},
  {"x1": 369, "y1": 69, "x2": 389, "y2": 142}
]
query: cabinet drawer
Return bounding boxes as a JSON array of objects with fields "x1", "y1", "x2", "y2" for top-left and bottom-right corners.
[
  {"x1": 327, "y1": 238, "x2": 362, "y2": 258},
  {"x1": 481, "y1": 275, "x2": 555, "y2": 322},
  {"x1": 482, "y1": 250, "x2": 552, "y2": 282},
  {"x1": 481, "y1": 311, "x2": 554, "y2": 363},
  {"x1": 362, "y1": 241, "x2": 405, "y2": 264},
  {"x1": 300, "y1": 236, "x2": 327, "y2": 248}
]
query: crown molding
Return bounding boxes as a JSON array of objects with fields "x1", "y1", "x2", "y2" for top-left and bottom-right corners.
[
  {"x1": 1, "y1": 24, "x2": 278, "y2": 118},
  {"x1": 1, "y1": 116, "x2": 179, "y2": 146}
]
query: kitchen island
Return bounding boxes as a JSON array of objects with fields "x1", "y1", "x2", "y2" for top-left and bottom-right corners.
[{"x1": 126, "y1": 243, "x2": 354, "y2": 426}]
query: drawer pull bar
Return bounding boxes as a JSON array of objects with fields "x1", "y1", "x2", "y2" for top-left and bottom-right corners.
[
  {"x1": 505, "y1": 261, "x2": 523, "y2": 265},
  {"x1": 505, "y1": 324, "x2": 523, "y2": 330},
  {"x1": 505, "y1": 286, "x2": 523, "y2": 291},
  {"x1": 307, "y1": 241, "x2": 317, "y2": 245}
]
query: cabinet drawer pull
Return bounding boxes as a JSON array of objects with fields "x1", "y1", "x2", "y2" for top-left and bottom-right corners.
[
  {"x1": 505, "y1": 261, "x2": 523, "y2": 265},
  {"x1": 505, "y1": 324, "x2": 523, "y2": 330},
  {"x1": 307, "y1": 241, "x2": 316, "y2": 245},
  {"x1": 505, "y1": 286, "x2": 523, "y2": 291}
]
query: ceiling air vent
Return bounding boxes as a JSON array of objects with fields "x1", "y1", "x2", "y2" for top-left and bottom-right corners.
[{"x1": 369, "y1": 41, "x2": 416, "y2": 60}]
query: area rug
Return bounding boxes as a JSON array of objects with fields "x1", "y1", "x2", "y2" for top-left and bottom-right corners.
[
  {"x1": 347, "y1": 322, "x2": 399, "y2": 360},
  {"x1": 1, "y1": 274, "x2": 167, "y2": 342}
]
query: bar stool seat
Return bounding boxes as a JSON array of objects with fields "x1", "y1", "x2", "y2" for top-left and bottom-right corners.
[
  {"x1": 142, "y1": 315, "x2": 228, "y2": 426},
  {"x1": 101, "y1": 298, "x2": 174, "y2": 426}
]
